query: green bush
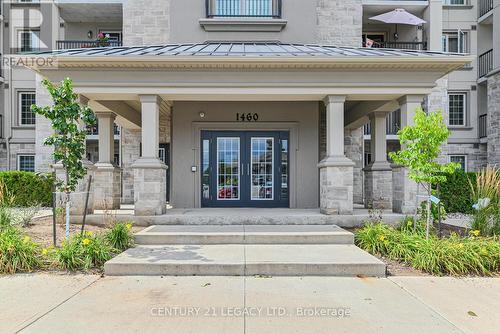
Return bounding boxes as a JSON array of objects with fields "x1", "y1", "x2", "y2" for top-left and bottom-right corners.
[
  {"x1": 0, "y1": 227, "x2": 40, "y2": 274},
  {"x1": 0, "y1": 171, "x2": 54, "y2": 207},
  {"x1": 105, "y1": 222, "x2": 134, "y2": 251},
  {"x1": 356, "y1": 223, "x2": 500, "y2": 276},
  {"x1": 53, "y1": 232, "x2": 114, "y2": 271},
  {"x1": 439, "y1": 170, "x2": 476, "y2": 214}
]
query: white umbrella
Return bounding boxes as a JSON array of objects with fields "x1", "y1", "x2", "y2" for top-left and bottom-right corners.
[{"x1": 369, "y1": 8, "x2": 426, "y2": 40}]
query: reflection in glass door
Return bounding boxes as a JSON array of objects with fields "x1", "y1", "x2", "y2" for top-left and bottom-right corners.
[
  {"x1": 217, "y1": 137, "x2": 240, "y2": 200},
  {"x1": 251, "y1": 137, "x2": 274, "y2": 200}
]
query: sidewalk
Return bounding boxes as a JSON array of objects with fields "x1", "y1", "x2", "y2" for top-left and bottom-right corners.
[{"x1": 1, "y1": 274, "x2": 498, "y2": 334}]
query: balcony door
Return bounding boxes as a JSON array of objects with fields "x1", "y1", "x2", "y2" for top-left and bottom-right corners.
[{"x1": 201, "y1": 131, "x2": 289, "y2": 208}]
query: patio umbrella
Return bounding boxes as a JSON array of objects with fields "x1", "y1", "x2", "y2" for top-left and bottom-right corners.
[{"x1": 369, "y1": 8, "x2": 426, "y2": 41}]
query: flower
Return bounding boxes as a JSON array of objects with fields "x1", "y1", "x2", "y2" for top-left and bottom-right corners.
[
  {"x1": 42, "y1": 248, "x2": 49, "y2": 255},
  {"x1": 81, "y1": 238, "x2": 91, "y2": 246},
  {"x1": 85, "y1": 231, "x2": 93, "y2": 237},
  {"x1": 126, "y1": 223, "x2": 133, "y2": 230},
  {"x1": 378, "y1": 235, "x2": 386, "y2": 242},
  {"x1": 23, "y1": 236, "x2": 31, "y2": 243},
  {"x1": 470, "y1": 230, "x2": 480, "y2": 237}
]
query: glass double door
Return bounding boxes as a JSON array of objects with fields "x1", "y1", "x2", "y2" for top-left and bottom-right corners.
[{"x1": 201, "y1": 131, "x2": 289, "y2": 208}]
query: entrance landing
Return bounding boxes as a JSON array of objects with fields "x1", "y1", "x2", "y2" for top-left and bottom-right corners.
[{"x1": 85, "y1": 207, "x2": 405, "y2": 227}]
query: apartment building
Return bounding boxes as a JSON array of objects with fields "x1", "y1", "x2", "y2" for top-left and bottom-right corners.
[{"x1": 0, "y1": 1, "x2": 488, "y2": 216}]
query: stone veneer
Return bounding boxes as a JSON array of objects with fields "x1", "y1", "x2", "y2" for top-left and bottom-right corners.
[
  {"x1": 123, "y1": 0, "x2": 170, "y2": 46},
  {"x1": 319, "y1": 165, "x2": 354, "y2": 214},
  {"x1": 364, "y1": 168, "x2": 392, "y2": 209},
  {"x1": 35, "y1": 74, "x2": 54, "y2": 173},
  {"x1": 315, "y1": 0, "x2": 362, "y2": 47},
  {"x1": 54, "y1": 162, "x2": 95, "y2": 215},
  {"x1": 93, "y1": 166, "x2": 121, "y2": 210},
  {"x1": 133, "y1": 163, "x2": 167, "y2": 216},
  {"x1": 392, "y1": 165, "x2": 419, "y2": 214},
  {"x1": 121, "y1": 128, "x2": 141, "y2": 204},
  {"x1": 488, "y1": 72, "x2": 500, "y2": 166}
]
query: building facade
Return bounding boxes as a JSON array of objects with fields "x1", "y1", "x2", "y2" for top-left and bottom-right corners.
[{"x1": 0, "y1": 0, "x2": 495, "y2": 215}]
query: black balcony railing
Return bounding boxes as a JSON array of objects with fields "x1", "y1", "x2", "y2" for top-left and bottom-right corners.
[
  {"x1": 206, "y1": 0, "x2": 282, "y2": 18},
  {"x1": 369, "y1": 41, "x2": 428, "y2": 51},
  {"x1": 478, "y1": 49, "x2": 493, "y2": 78},
  {"x1": 479, "y1": 114, "x2": 488, "y2": 138},
  {"x1": 87, "y1": 124, "x2": 120, "y2": 136},
  {"x1": 364, "y1": 110, "x2": 401, "y2": 136},
  {"x1": 479, "y1": 0, "x2": 494, "y2": 17},
  {"x1": 56, "y1": 40, "x2": 123, "y2": 50}
]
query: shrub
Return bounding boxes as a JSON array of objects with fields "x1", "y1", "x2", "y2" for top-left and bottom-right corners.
[
  {"x1": 439, "y1": 170, "x2": 476, "y2": 214},
  {"x1": 356, "y1": 223, "x2": 500, "y2": 276},
  {"x1": 53, "y1": 232, "x2": 114, "y2": 271},
  {"x1": 0, "y1": 171, "x2": 54, "y2": 207},
  {"x1": 105, "y1": 222, "x2": 134, "y2": 251},
  {"x1": 0, "y1": 227, "x2": 40, "y2": 274},
  {"x1": 470, "y1": 166, "x2": 500, "y2": 236}
]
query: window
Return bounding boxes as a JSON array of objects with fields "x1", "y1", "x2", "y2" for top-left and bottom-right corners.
[
  {"x1": 448, "y1": 92, "x2": 467, "y2": 126},
  {"x1": 18, "y1": 92, "x2": 36, "y2": 125},
  {"x1": 450, "y1": 155, "x2": 467, "y2": 172},
  {"x1": 442, "y1": 30, "x2": 468, "y2": 53},
  {"x1": 443, "y1": 0, "x2": 467, "y2": 5},
  {"x1": 17, "y1": 29, "x2": 40, "y2": 52},
  {"x1": 18, "y1": 155, "x2": 35, "y2": 172}
]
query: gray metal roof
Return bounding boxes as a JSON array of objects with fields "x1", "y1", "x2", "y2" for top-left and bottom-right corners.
[{"x1": 36, "y1": 42, "x2": 465, "y2": 58}]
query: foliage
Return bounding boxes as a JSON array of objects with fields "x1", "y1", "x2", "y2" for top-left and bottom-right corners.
[
  {"x1": 356, "y1": 223, "x2": 500, "y2": 276},
  {"x1": 390, "y1": 109, "x2": 459, "y2": 238},
  {"x1": 31, "y1": 78, "x2": 96, "y2": 194},
  {"x1": 469, "y1": 166, "x2": 500, "y2": 236},
  {"x1": 0, "y1": 227, "x2": 40, "y2": 274},
  {"x1": 0, "y1": 171, "x2": 54, "y2": 207},
  {"x1": 389, "y1": 108, "x2": 459, "y2": 185},
  {"x1": 397, "y1": 216, "x2": 427, "y2": 235},
  {"x1": 52, "y1": 232, "x2": 114, "y2": 271},
  {"x1": 439, "y1": 170, "x2": 476, "y2": 214},
  {"x1": 105, "y1": 222, "x2": 134, "y2": 251},
  {"x1": 418, "y1": 200, "x2": 446, "y2": 224}
]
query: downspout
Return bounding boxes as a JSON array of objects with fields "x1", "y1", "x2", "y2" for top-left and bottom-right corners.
[{"x1": 6, "y1": 63, "x2": 13, "y2": 170}]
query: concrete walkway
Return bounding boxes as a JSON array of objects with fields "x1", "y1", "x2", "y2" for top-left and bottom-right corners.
[{"x1": 1, "y1": 274, "x2": 498, "y2": 334}]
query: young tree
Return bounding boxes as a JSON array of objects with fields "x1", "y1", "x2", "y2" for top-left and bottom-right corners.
[
  {"x1": 32, "y1": 78, "x2": 96, "y2": 238},
  {"x1": 390, "y1": 108, "x2": 459, "y2": 239}
]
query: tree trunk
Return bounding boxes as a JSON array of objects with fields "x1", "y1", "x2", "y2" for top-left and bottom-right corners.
[
  {"x1": 65, "y1": 170, "x2": 71, "y2": 239},
  {"x1": 413, "y1": 183, "x2": 420, "y2": 231},
  {"x1": 426, "y1": 185, "x2": 431, "y2": 240}
]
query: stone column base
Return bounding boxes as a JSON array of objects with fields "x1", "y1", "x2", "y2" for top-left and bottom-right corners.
[
  {"x1": 93, "y1": 163, "x2": 121, "y2": 210},
  {"x1": 392, "y1": 165, "x2": 419, "y2": 214},
  {"x1": 132, "y1": 158, "x2": 167, "y2": 216},
  {"x1": 364, "y1": 163, "x2": 393, "y2": 210},
  {"x1": 318, "y1": 157, "x2": 355, "y2": 215},
  {"x1": 54, "y1": 160, "x2": 95, "y2": 215}
]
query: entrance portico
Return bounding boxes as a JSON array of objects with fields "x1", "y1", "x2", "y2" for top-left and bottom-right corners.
[{"x1": 30, "y1": 42, "x2": 472, "y2": 216}]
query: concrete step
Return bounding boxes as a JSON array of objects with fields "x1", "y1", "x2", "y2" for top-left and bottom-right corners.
[
  {"x1": 134, "y1": 225, "x2": 355, "y2": 245},
  {"x1": 104, "y1": 244, "x2": 386, "y2": 277}
]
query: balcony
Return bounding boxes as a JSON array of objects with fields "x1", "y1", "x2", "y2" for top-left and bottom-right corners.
[
  {"x1": 479, "y1": 114, "x2": 488, "y2": 139},
  {"x1": 56, "y1": 40, "x2": 122, "y2": 50},
  {"x1": 206, "y1": 0, "x2": 282, "y2": 18},
  {"x1": 366, "y1": 41, "x2": 427, "y2": 51},
  {"x1": 479, "y1": 0, "x2": 493, "y2": 18},
  {"x1": 364, "y1": 110, "x2": 401, "y2": 137},
  {"x1": 478, "y1": 49, "x2": 493, "y2": 78}
]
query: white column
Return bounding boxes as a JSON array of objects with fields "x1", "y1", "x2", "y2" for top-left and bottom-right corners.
[
  {"x1": 93, "y1": 111, "x2": 120, "y2": 210},
  {"x1": 139, "y1": 95, "x2": 161, "y2": 160},
  {"x1": 364, "y1": 109, "x2": 393, "y2": 209},
  {"x1": 132, "y1": 95, "x2": 167, "y2": 216},
  {"x1": 424, "y1": 0, "x2": 443, "y2": 52},
  {"x1": 369, "y1": 112, "x2": 390, "y2": 168},
  {"x1": 399, "y1": 95, "x2": 424, "y2": 127},
  {"x1": 319, "y1": 95, "x2": 354, "y2": 215},
  {"x1": 95, "y1": 112, "x2": 116, "y2": 166}
]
